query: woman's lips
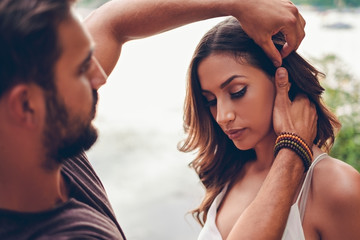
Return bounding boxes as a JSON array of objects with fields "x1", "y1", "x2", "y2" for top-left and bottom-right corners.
[{"x1": 225, "y1": 128, "x2": 246, "y2": 140}]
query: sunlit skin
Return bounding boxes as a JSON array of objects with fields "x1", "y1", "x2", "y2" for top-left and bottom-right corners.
[
  {"x1": 199, "y1": 53, "x2": 277, "y2": 159},
  {"x1": 0, "y1": 1, "x2": 319, "y2": 239},
  {"x1": 197, "y1": 54, "x2": 360, "y2": 240},
  {"x1": 45, "y1": 10, "x2": 108, "y2": 200},
  {"x1": 198, "y1": 54, "x2": 280, "y2": 238},
  {"x1": 55, "y1": 11, "x2": 99, "y2": 131},
  {"x1": 0, "y1": 10, "x2": 107, "y2": 213},
  {"x1": 38, "y1": 10, "x2": 109, "y2": 164}
]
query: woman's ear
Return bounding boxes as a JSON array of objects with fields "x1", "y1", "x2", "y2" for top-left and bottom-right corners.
[{"x1": 6, "y1": 84, "x2": 43, "y2": 128}]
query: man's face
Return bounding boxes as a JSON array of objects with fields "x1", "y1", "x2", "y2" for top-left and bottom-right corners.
[{"x1": 42, "y1": 11, "x2": 104, "y2": 165}]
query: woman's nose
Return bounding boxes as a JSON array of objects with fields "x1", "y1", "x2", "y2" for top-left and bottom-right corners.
[{"x1": 216, "y1": 101, "x2": 235, "y2": 125}]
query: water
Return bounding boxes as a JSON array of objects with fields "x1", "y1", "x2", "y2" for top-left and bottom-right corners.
[
  {"x1": 83, "y1": 7, "x2": 360, "y2": 240},
  {"x1": 298, "y1": 7, "x2": 360, "y2": 79}
]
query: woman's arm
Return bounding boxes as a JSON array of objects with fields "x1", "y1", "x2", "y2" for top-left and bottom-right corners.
[
  {"x1": 227, "y1": 150, "x2": 304, "y2": 240},
  {"x1": 84, "y1": 0, "x2": 305, "y2": 77}
]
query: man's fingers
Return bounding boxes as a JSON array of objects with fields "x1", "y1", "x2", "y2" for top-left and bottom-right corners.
[
  {"x1": 258, "y1": 38, "x2": 283, "y2": 67},
  {"x1": 280, "y1": 29, "x2": 304, "y2": 58},
  {"x1": 281, "y1": 13, "x2": 306, "y2": 58},
  {"x1": 281, "y1": 39, "x2": 296, "y2": 58}
]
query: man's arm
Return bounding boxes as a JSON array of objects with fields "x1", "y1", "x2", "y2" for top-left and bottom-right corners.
[
  {"x1": 84, "y1": 1, "x2": 309, "y2": 237},
  {"x1": 227, "y1": 150, "x2": 304, "y2": 240},
  {"x1": 227, "y1": 68, "x2": 317, "y2": 239},
  {"x1": 84, "y1": 0, "x2": 305, "y2": 78}
]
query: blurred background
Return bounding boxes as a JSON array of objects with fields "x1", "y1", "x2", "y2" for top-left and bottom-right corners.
[{"x1": 75, "y1": 0, "x2": 360, "y2": 239}]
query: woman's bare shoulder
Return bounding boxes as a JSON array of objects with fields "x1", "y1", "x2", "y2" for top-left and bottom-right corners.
[
  {"x1": 313, "y1": 155, "x2": 360, "y2": 204},
  {"x1": 309, "y1": 154, "x2": 360, "y2": 238}
]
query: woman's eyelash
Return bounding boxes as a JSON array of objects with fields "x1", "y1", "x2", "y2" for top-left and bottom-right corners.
[
  {"x1": 230, "y1": 86, "x2": 247, "y2": 98},
  {"x1": 203, "y1": 86, "x2": 247, "y2": 107}
]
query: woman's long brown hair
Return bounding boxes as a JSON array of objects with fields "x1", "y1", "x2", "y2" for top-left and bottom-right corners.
[{"x1": 178, "y1": 17, "x2": 341, "y2": 226}]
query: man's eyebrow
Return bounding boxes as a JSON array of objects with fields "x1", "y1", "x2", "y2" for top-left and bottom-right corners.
[{"x1": 220, "y1": 75, "x2": 246, "y2": 89}]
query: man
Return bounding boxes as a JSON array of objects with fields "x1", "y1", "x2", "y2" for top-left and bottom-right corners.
[{"x1": 0, "y1": 0, "x2": 315, "y2": 239}]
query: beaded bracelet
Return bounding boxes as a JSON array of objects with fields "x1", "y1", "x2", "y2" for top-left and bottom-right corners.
[
  {"x1": 274, "y1": 132, "x2": 313, "y2": 172},
  {"x1": 276, "y1": 133, "x2": 313, "y2": 160}
]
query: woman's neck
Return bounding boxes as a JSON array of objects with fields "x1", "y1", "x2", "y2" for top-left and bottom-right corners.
[{"x1": 251, "y1": 130, "x2": 278, "y2": 172}]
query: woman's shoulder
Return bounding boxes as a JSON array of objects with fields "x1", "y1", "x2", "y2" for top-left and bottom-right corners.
[
  {"x1": 312, "y1": 153, "x2": 360, "y2": 207},
  {"x1": 307, "y1": 151, "x2": 360, "y2": 238}
]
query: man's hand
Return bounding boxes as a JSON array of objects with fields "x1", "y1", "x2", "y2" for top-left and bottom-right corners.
[
  {"x1": 272, "y1": 67, "x2": 317, "y2": 145},
  {"x1": 86, "y1": 0, "x2": 305, "y2": 85},
  {"x1": 233, "y1": 0, "x2": 305, "y2": 67}
]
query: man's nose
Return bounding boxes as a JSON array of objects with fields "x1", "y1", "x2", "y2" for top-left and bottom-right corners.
[{"x1": 88, "y1": 56, "x2": 108, "y2": 90}]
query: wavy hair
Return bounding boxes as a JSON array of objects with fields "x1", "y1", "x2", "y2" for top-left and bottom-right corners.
[{"x1": 178, "y1": 17, "x2": 341, "y2": 225}]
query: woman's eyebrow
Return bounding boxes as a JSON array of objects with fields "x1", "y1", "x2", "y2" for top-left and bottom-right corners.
[{"x1": 220, "y1": 75, "x2": 246, "y2": 89}]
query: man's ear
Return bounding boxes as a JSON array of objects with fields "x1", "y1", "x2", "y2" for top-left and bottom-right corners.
[{"x1": 6, "y1": 84, "x2": 43, "y2": 128}]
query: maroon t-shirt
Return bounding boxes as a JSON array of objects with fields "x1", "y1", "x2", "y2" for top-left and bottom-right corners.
[{"x1": 0, "y1": 152, "x2": 126, "y2": 239}]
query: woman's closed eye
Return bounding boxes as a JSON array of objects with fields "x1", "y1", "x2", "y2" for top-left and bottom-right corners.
[
  {"x1": 203, "y1": 86, "x2": 247, "y2": 107},
  {"x1": 230, "y1": 86, "x2": 247, "y2": 99}
]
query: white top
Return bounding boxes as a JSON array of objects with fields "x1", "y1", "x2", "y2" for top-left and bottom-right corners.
[{"x1": 198, "y1": 153, "x2": 328, "y2": 240}]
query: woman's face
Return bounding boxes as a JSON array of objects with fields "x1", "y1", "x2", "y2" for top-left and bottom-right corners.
[{"x1": 198, "y1": 53, "x2": 276, "y2": 150}]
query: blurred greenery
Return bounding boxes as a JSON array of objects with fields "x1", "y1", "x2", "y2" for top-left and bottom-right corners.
[{"x1": 315, "y1": 54, "x2": 360, "y2": 171}]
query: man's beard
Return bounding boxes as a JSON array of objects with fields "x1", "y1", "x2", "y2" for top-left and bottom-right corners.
[{"x1": 42, "y1": 89, "x2": 98, "y2": 169}]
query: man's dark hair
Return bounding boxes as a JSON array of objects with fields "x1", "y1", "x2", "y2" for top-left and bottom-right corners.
[{"x1": 0, "y1": 0, "x2": 74, "y2": 97}]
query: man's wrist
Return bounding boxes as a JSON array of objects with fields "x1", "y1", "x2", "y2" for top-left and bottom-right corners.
[{"x1": 274, "y1": 148, "x2": 305, "y2": 173}]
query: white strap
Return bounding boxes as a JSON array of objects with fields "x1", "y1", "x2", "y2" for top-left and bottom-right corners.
[{"x1": 295, "y1": 152, "x2": 327, "y2": 221}]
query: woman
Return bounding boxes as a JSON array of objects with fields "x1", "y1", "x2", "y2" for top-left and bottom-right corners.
[{"x1": 179, "y1": 17, "x2": 360, "y2": 239}]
